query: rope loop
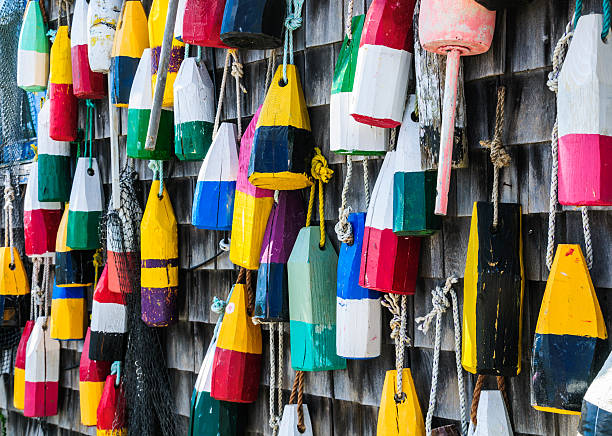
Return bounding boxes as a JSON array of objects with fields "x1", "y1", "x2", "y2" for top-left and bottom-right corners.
[
  {"x1": 282, "y1": 0, "x2": 305, "y2": 81},
  {"x1": 470, "y1": 375, "x2": 510, "y2": 427},
  {"x1": 335, "y1": 155, "x2": 353, "y2": 245},
  {"x1": 289, "y1": 371, "x2": 307, "y2": 433},
  {"x1": 306, "y1": 148, "x2": 333, "y2": 248},
  {"x1": 211, "y1": 296, "x2": 227, "y2": 314}
]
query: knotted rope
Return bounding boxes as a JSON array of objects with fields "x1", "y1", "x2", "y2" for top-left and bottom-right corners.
[
  {"x1": 335, "y1": 155, "x2": 353, "y2": 244},
  {"x1": 3, "y1": 174, "x2": 14, "y2": 265},
  {"x1": 480, "y1": 87, "x2": 510, "y2": 230},
  {"x1": 282, "y1": 0, "x2": 304, "y2": 82},
  {"x1": 470, "y1": 375, "x2": 510, "y2": 428},
  {"x1": 415, "y1": 275, "x2": 467, "y2": 436},
  {"x1": 148, "y1": 160, "x2": 165, "y2": 197},
  {"x1": 306, "y1": 148, "x2": 333, "y2": 248},
  {"x1": 229, "y1": 49, "x2": 247, "y2": 140},
  {"x1": 289, "y1": 370, "x2": 306, "y2": 433},
  {"x1": 381, "y1": 294, "x2": 411, "y2": 403}
]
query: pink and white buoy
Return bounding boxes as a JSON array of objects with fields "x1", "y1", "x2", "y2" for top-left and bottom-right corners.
[{"x1": 419, "y1": 0, "x2": 495, "y2": 215}]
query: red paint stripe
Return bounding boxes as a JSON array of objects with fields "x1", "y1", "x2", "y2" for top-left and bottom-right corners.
[
  {"x1": 49, "y1": 83, "x2": 78, "y2": 141},
  {"x1": 359, "y1": 0, "x2": 416, "y2": 51},
  {"x1": 15, "y1": 320, "x2": 35, "y2": 368},
  {"x1": 71, "y1": 44, "x2": 106, "y2": 99},
  {"x1": 94, "y1": 265, "x2": 126, "y2": 305},
  {"x1": 211, "y1": 347, "x2": 261, "y2": 403},
  {"x1": 24, "y1": 209, "x2": 62, "y2": 257},
  {"x1": 351, "y1": 113, "x2": 401, "y2": 129},
  {"x1": 24, "y1": 381, "x2": 59, "y2": 417},
  {"x1": 107, "y1": 250, "x2": 138, "y2": 294},
  {"x1": 97, "y1": 374, "x2": 126, "y2": 430}
]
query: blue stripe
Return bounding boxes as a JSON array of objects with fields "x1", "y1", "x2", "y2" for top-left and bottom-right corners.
[
  {"x1": 254, "y1": 262, "x2": 288, "y2": 320},
  {"x1": 192, "y1": 180, "x2": 236, "y2": 231},
  {"x1": 249, "y1": 125, "x2": 313, "y2": 176},
  {"x1": 110, "y1": 56, "x2": 140, "y2": 106},
  {"x1": 52, "y1": 282, "x2": 87, "y2": 299},
  {"x1": 579, "y1": 399, "x2": 612, "y2": 435}
]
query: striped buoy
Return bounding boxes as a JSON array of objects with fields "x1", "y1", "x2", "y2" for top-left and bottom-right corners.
[
  {"x1": 97, "y1": 374, "x2": 127, "y2": 435},
  {"x1": 49, "y1": 26, "x2": 78, "y2": 142},
  {"x1": 330, "y1": 15, "x2": 387, "y2": 155},
  {"x1": 229, "y1": 107, "x2": 274, "y2": 270},
  {"x1": 17, "y1": 0, "x2": 49, "y2": 92},
  {"x1": 149, "y1": 0, "x2": 186, "y2": 108},
  {"x1": 13, "y1": 320, "x2": 35, "y2": 410},
  {"x1": 50, "y1": 279, "x2": 86, "y2": 340},
  {"x1": 90, "y1": 265, "x2": 127, "y2": 361},
  {"x1": 220, "y1": 0, "x2": 284, "y2": 49},
  {"x1": 173, "y1": 57, "x2": 215, "y2": 161},
  {"x1": 110, "y1": 0, "x2": 149, "y2": 107},
  {"x1": 87, "y1": 0, "x2": 122, "y2": 73},
  {"x1": 127, "y1": 48, "x2": 174, "y2": 160},
  {"x1": 24, "y1": 161, "x2": 62, "y2": 258},
  {"x1": 67, "y1": 158, "x2": 104, "y2": 250},
  {"x1": 36, "y1": 100, "x2": 71, "y2": 203},
  {"x1": 55, "y1": 203, "x2": 95, "y2": 287},
  {"x1": 141, "y1": 180, "x2": 178, "y2": 327},
  {"x1": 192, "y1": 122, "x2": 239, "y2": 231},
  {"x1": 182, "y1": 0, "x2": 230, "y2": 48},
  {"x1": 578, "y1": 351, "x2": 612, "y2": 435},
  {"x1": 80, "y1": 328, "x2": 111, "y2": 426},
  {"x1": 249, "y1": 65, "x2": 314, "y2": 190},
  {"x1": 336, "y1": 212, "x2": 382, "y2": 359},
  {"x1": 211, "y1": 283, "x2": 262, "y2": 403},
  {"x1": 24, "y1": 316, "x2": 60, "y2": 417},
  {"x1": 254, "y1": 190, "x2": 304, "y2": 321},
  {"x1": 377, "y1": 369, "x2": 425, "y2": 436},
  {"x1": 71, "y1": 0, "x2": 106, "y2": 99}
]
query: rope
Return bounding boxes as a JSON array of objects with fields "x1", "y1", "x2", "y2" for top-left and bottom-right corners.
[
  {"x1": 148, "y1": 160, "x2": 164, "y2": 197},
  {"x1": 265, "y1": 49, "x2": 277, "y2": 93},
  {"x1": 480, "y1": 87, "x2": 510, "y2": 230},
  {"x1": 603, "y1": 0, "x2": 610, "y2": 40},
  {"x1": 334, "y1": 155, "x2": 353, "y2": 245},
  {"x1": 229, "y1": 49, "x2": 247, "y2": 140},
  {"x1": 381, "y1": 294, "x2": 411, "y2": 403},
  {"x1": 245, "y1": 269, "x2": 255, "y2": 316},
  {"x1": 470, "y1": 375, "x2": 511, "y2": 427},
  {"x1": 85, "y1": 99, "x2": 95, "y2": 169},
  {"x1": 289, "y1": 371, "x2": 306, "y2": 433},
  {"x1": 213, "y1": 50, "x2": 232, "y2": 140},
  {"x1": 306, "y1": 148, "x2": 333, "y2": 248},
  {"x1": 30, "y1": 257, "x2": 42, "y2": 320},
  {"x1": 415, "y1": 275, "x2": 467, "y2": 436},
  {"x1": 574, "y1": 0, "x2": 583, "y2": 29},
  {"x1": 282, "y1": 0, "x2": 304, "y2": 82},
  {"x1": 3, "y1": 174, "x2": 14, "y2": 265},
  {"x1": 93, "y1": 249, "x2": 103, "y2": 289},
  {"x1": 267, "y1": 322, "x2": 284, "y2": 435},
  {"x1": 363, "y1": 158, "x2": 370, "y2": 209},
  {"x1": 42, "y1": 257, "x2": 51, "y2": 319},
  {"x1": 345, "y1": 0, "x2": 354, "y2": 39}
]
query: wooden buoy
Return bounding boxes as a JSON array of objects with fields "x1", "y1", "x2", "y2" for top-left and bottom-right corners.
[
  {"x1": 254, "y1": 190, "x2": 304, "y2": 321},
  {"x1": 531, "y1": 244, "x2": 608, "y2": 414},
  {"x1": 24, "y1": 316, "x2": 60, "y2": 417},
  {"x1": 79, "y1": 327, "x2": 111, "y2": 426},
  {"x1": 278, "y1": 404, "x2": 314, "y2": 436},
  {"x1": 350, "y1": 0, "x2": 416, "y2": 128},
  {"x1": 174, "y1": 57, "x2": 215, "y2": 160},
  {"x1": 393, "y1": 95, "x2": 441, "y2": 236},
  {"x1": 249, "y1": 65, "x2": 314, "y2": 190},
  {"x1": 97, "y1": 374, "x2": 127, "y2": 435},
  {"x1": 17, "y1": 0, "x2": 49, "y2": 92},
  {"x1": 141, "y1": 180, "x2": 179, "y2": 327},
  {"x1": 182, "y1": 0, "x2": 230, "y2": 48},
  {"x1": 337, "y1": 212, "x2": 382, "y2": 359},
  {"x1": 0, "y1": 247, "x2": 29, "y2": 296},
  {"x1": 462, "y1": 202, "x2": 524, "y2": 376},
  {"x1": 377, "y1": 369, "x2": 426, "y2": 436},
  {"x1": 469, "y1": 391, "x2": 513, "y2": 436},
  {"x1": 127, "y1": 48, "x2": 174, "y2": 160},
  {"x1": 192, "y1": 122, "x2": 239, "y2": 231},
  {"x1": 24, "y1": 161, "x2": 62, "y2": 258},
  {"x1": 219, "y1": 0, "x2": 284, "y2": 49},
  {"x1": 211, "y1": 283, "x2": 262, "y2": 403},
  {"x1": 419, "y1": 0, "x2": 495, "y2": 215},
  {"x1": 49, "y1": 25, "x2": 78, "y2": 142},
  {"x1": 110, "y1": 0, "x2": 149, "y2": 107},
  {"x1": 359, "y1": 151, "x2": 422, "y2": 294},
  {"x1": 13, "y1": 320, "x2": 35, "y2": 410},
  {"x1": 330, "y1": 15, "x2": 387, "y2": 155},
  {"x1": 55, "y1": 203, "x2": 95, "y2": 287},
  {"x1": 558, "y1": 14, "x2": 612, "y2": 206},
  {"x1": 67, "y1": 157, "x2": 104, "y2": 251},
  {"x1": 90, "y1": 265, "x2": 127, "y2": 361},
  {"x1": 50, "y1": 279, "x2": 86, "y2": 340},
  {"x1": 36, "y1": 100, "x2": 71, "y2": 203},
  {"x1": 87, "y1": 0, "x2": 122, "y2": 73},
  {"x1": 578, "y1": 351, "x2": 612, "y2": 435},
  {"x1": 288, "y1": 227, "x2": 346, "y2": 371},
  {"x1": 149, "y1": 0, "x2": 186, "y2": 107},
  {"x1": 230, "y1": 108, "x2": 275, "y2": 270},
  {"x1": 71, "y1": 0, "x2": 107, "y2": 99}
]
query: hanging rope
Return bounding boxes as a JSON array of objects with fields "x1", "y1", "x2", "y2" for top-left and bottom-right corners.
[
  {"x1": 381, "y1": 294, "x2": 411, "y2": 403},
  {"x1": 345, "y1": 0, "x2": 354, "y2": 39},
  {"x1": 93, "y1": 249, "x2": 104, "y2": 289},
  {"x1": 3, "y1": 174, "x2": 14, "y2": 266},
  {"x1": 289, "y1": 370, "x2": 306, "y2": 433},
  {"x1": 42, "y1": 257, "x2": 51, "y2": 321},
  {"x1": 265, "y1": 49, "x2": 277, "y2": 93},
  {"x1": 306, "y1": 148, "x2": 333, "y2": 248},
  {"x1": 415, "y1": 275, "x2": 467, "y2": 436},
  {"x1": 282, "y1": 0, "x2": 304, "y2": 82},
  {"x1": 363, "y1": 158, "x2": 370, "y2": 209},
  {"x1": 229, "y1": 49, "x2": 247, "y2": 140},
  {"x1": 85, "y1": 99, "x2": 95, "y2": 169},
  {"x1": 213, "y1": 50, "x2": 232, "y2": 140},
  {"x1": 148, "y1": 160, "x2": 165, "y2": 198},
  {"x1": 603, "y1": 0, "x2": 611, "y2": 40},
  {"x1": 30, "y1": 257, "x2": 42, "y2": 320},
  {"x1": 266, "y1": 322, "x2": 284, "y2": 436},
  {"x1": 335, "y1": 155, "x2": 353, "y2": 244},
  {"x1": 469, "y1": 375, "x2": 510, "y2": 427}
]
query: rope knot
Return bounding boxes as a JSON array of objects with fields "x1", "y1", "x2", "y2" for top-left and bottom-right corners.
[
  {"x1": 310, "y1": 147, "x2": 333, "y2": 183},
  {"x1": 92, "y1": 249, "x2": 104, "y2": 269},
  {"x1": 480, "y1": 138, "x2": 511, "y2": 169},
  {"x1": 211, "y1": 296, "x2": 227, "y2": 314},
  {"x1": 334, "y1": 206, "x2": 354, "y2": 245},
  {"x1": 284, "y1": 14, "x2": 302, "y2": 31},
  {"x1": 416, "y1": 275, "x2": 458, "y2": 334}
]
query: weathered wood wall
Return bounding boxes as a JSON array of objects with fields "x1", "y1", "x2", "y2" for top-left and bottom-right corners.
[{"x1": 2, "y1": 0, "x2": 612, "y2": 435}]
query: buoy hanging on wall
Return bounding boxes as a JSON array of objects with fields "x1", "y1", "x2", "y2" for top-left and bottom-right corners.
[
  {"x1": 13, "y1": 320, "x2": 35, "y2": 411},
  {"x1": 87, "y1": 0, "x2": 122, "y2": 73},
  {"x1": 230, "y1": 108, "x2": 275, "y2": 270},
  {"x1": 71, "y1": 0, "x2": 107, "y2": 99},
  {"x1": 79, "y1": 327, "x2": 111, "y2": 426},
  {"x1": 97, "y1": 374, "x2": 127, "y2": 435},
  {"x1": 558, "y1": 14, "x2": 612, "y2": 206},
  {"x1": 127, "y1": 48, "x2": 174, "y2": 160},
  {"x1": 55, "y1": 203, "x2": 95, "y2": 287},
  {"x1": 182, "y1": 0, "x2": 230, "y2": 48},
  {"x1": 330, "y1": 15, "x2": 387, "y2": 155},
  {"x1": 377, "y1": 369, "x2": 426, "y2": 436},
  {"x1": 192, "y1": 122, "x2": 239, "y2": 231},
  {"x1": 50, "y1": 279, "x2": 86, "y2": 340},
  {"x1": 219, "y1": 0, "x2": 284, "y2": 49},
  {"x1": 110, "y1": 0, "x2": 149, "y2": 107},
  {"x1": 17, "y1": 0, "x2": 49, "y2": 92},
  {"x1": 249, "y1": 65, "x2": 314, "y2": 190},
  {"x1": 578, "y1": 350, "x2": 612, "y2": 435},
  {"x1": 350, "y1": 0, "x2": 416, "y2": 128},
  {"x1": 278, "y1": 404, "x2": 314, "y2": 436},
  {"x1": 173, "y1": 57, "x2": 215, "y2": 161},
  {"x1": 49, "y1": 25, "x2": 78, "y2": 142},
  {"x1": 531, "y1": 244, "x2": 608, "y2": 415},
  {"x1": 468, "y1": 390, "x2": 513, "y2": 436}
]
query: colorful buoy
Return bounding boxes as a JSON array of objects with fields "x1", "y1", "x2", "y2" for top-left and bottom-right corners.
[
  {"x1": 141, "y1": 180, "x2": 179, "y2": 327},
  {"x1": 0, "y1": 247, "x2": 30, "y2": 296},
  {"x1": 17, "y1": 0, "x2": 49, "y2": 92},
  {"x1": 55, "y1": 203, "x2": 95, "y2": 287},
  {"x1": 127, "y1": 48, "x2": 174, "y2": 160},
  {"x1": 79, "y1": 327, "x2": 111, "y2": 426},
  {"x1": 254, "y1": 190, "x2": 304, "y2": 321},
  {"x1": 110, "y1": 0, "x2": 149, "y2": 107},
  {"x1": 13, "y1": 320, "x2": 35, "y2": 410},
  {"x1": 50, "y1": 279, "x2": 86, "y2": 340},
  {"x1": 49, "y1": 26, "x2": 78, "y2": 142},
  {"x1": 468, "y1": 391, "x2": 513, "y2": 436},
  {"x1": 219, "y1": 0, "x2": 284, "y2": 49},
  {"x1": 377, "y1": 369, "x2": 425, "y2": 436},
  {"x1": 336, "y1": 212, "x2": 382, "y2": 359},
  {"x1": 71, "y1": 0, "x2": 107, "y2": 99},
  {"x1": 192, "y1": 122, "x2": 239, "y2": 231},
  {"x1": 330, "y1": 15, "x2": 387, "y2": 155},
  {"x1": 87, "y1": 0, "x2": 122, "y2": 73},
  {"x1": 350, "y1": 0, "x2": 416, "y2": 128},
  {"x1": 182, "y1": 0, "x2": 230, "y2": 48},
  {"x1": 578, "y1": 351, "x2": 612, "y2": 435},
  {"x1": 230, "y1": 108, "x2": 275, "y2": 270},
  {"x1": 173, "y1": 57, "x2": 215, "y2": 161},
  {"x1": 97, "y1": 374, "x2": 127, "y2": 435},
  {"x1": 531, "y1": 244, "x2": 608, "y2": 414}
]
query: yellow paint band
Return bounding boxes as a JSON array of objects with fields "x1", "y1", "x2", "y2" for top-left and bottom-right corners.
[
  {"x1": 140, "y1": 266, "x2": 179, "y2": 288},
  {"x1": 248, "y1": 171, "x2": 313, "y2": 191},
  {"x1": 50, "y1": 26, "x2": 73, "y2": 85},
  {"x1": 532, "y1": 405, "x2": 581, "y2": 415},
  {"x1": 461, "y1": 203, "x2": 479, "y2": 374},
  {"x1": 13, "y1": 367, "x2": 25, "y2": 410}
]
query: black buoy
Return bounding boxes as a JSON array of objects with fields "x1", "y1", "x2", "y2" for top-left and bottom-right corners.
[{"x1": 220, "y1": 0, "x2": 284, "y2": 49}]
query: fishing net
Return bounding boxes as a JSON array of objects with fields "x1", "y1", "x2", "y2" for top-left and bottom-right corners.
[{"x1": 102, "y1": 165, "x2": 179, "y2": 436}]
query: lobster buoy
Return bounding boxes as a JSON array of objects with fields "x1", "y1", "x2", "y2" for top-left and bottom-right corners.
[
  {"x1": 182, "y1": 0, "x2": 230, "y2": 48},
  {"x1": 97, "y1": 374, "x2": 127, "y2": 435},
  {"x1": 578, "y1": 350, "x2": 612, "y2": 435},
  {"x1": 13, "y1": 320, "x2": 35, "y2": 410},
  {"x1": 72, "y1": 0, "x2": 106, "y2": 99},
  {"x1": 55, "y1": 203, "x2": 95, "y2": 287},
  {"x1": 468, "y1": 391, "x2": 513, "y2": 436},
  {"x1": 0, "y1": 247, "x2": 30, "y2": 296},
  {"x1": 17, "y1": 0, "x2": 49, "y2": 92},
  {"x1": 278, "y1": 404, "x2": 314, "y2": 436},
  {"x1": 50, "y1": 279, "x2": 87, "y2": 340},
  {"x1": 87, "y1": 0, "x2": 123, "y2": 73},
  {"x1": 49, "y1": 26, "x2": 78, "y2": 142},
  {"x1": 79, "y1": 327, "x2": 111, "y2": 426},
  {"x1": 67, "y1": 158, "x2": 104, "y2": 251},
  {"x1": 377, "y1": 369, "x2": 425, "y2": 436},
  {"x1": 219, "y1": 0, "x2": 284, "y2": 49}
]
